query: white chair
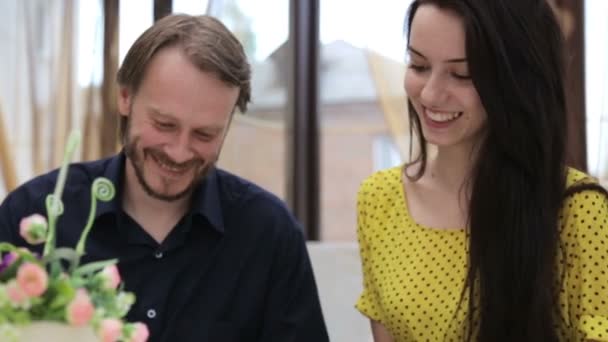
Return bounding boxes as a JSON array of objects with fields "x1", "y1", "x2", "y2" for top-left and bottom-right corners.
[{"x1": 307, "y1": 242, "x2": 373, "y2": 342}]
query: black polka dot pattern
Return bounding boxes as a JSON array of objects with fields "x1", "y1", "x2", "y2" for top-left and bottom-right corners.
[{"x1": 355, "y1": 166, "x2": 608, "y2": 341}]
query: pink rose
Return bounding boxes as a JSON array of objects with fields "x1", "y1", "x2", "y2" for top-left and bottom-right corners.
[
  {"x1": 19, "y1": 214, "x2": 48, "y2": 245},
  {"x1": 100, "y1": 265, "x2": 121, "y2": 290},
  {"x1": 6, "y1": 280, "x2": 29, "y2": 307},
  {"x1": 66, "y1": 289, "x2": 95, "y2": 326},
  {"x1": 99, "y1": 318, "x2": 123, "y2": 342},
  {"x1": 16, "y1": 262, "x2": 48, "y2": 297},
  {"x1": 127, "y1": 322, "x2": 149, "y2": 342}
]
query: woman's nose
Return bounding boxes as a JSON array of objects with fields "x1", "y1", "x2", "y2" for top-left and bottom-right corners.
[{"x1": 420, "y1": 74, "x2": 449, "y2": 106}]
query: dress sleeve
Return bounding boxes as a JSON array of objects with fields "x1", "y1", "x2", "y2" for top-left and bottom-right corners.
[
  {"x1": 561, "y1": 187, "x2": 608, "y2": 341},
  {"x1": 355, "y1": 179, "x2": 384, "y2": 322}
]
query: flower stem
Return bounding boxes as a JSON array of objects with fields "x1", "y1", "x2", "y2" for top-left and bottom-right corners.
[
  {"x1": 75, "y1": 192, "x2": 97, "y2": 256},
  {"x1": 43, "y1": 131, "x2": 81, "y2": 257},
  {"x1": 76, "y1": 178, "x2": 115, "y2": 257}
]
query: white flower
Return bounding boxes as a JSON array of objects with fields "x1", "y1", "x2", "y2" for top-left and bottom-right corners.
[
  {"x1": 0, "y1": 323, "x2": 19, "y2": 342},
  {"x1": 115, "y1": 292, "x2": 135, "y2": 316}
]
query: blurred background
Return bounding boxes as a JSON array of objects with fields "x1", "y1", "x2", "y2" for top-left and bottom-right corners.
[
  {"x1": 1, "y1": 0, "x2": 605, "y2": 242},
  {"x1": 0, "y1": 1, "x2": 606, "y2": 340}
]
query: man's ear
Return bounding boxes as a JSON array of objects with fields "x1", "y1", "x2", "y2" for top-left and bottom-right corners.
[{"x1": 117, "y1": 86, "x2": 132, "y2": 117}]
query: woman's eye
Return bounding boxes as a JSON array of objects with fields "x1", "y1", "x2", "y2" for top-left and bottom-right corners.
[
  {"x1": 452, "y1": 73, "x2": 472, "y2": 80},
  {"x1": 409, "y1": 64, "x2": 429, "y2": 72}
]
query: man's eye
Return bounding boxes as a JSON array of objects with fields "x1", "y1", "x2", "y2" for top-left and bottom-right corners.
[
  {"x1": 195, "y1": 132, "x2": 214, "y2": 141},
  {"x1": 156, "y1": 122, "x2": 175, "y2": 130}
]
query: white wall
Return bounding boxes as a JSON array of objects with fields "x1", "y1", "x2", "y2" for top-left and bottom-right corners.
[{"x1": 585, "y1": 0, "x2": 608, "y2": 180}]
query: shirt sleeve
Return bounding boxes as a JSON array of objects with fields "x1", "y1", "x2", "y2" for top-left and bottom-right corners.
[
  {"x1": 0, "y1": 191, "x2": 22, "y2": 243},
  {"x1": 0, "y1": 181, "x2": 49, "y2": 246},
  {"x1": 355, "y1": 179, "x2": 384, "y2": 322},
  {"x1": 258, "y1": 209, "x2": 330, "y2": 342},
  {"x1": 561, "y1": 188, "x2": 608, "y2": 341}
]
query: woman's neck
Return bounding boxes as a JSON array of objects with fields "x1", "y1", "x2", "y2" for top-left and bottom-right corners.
[{"x1": 426, "y1": 142, "x2": 478, "y2": 195}]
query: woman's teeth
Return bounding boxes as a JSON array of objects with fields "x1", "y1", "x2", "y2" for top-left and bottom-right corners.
[{"x1": 426, "y1": 109, "x2": 462, "y2": 122}]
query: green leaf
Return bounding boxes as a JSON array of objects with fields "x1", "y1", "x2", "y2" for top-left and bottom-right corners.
[
  {"x1": 0, "y1": 263, "x2": 19, "y2": 282},
  {"x1": 73, "y1": 259, "x2": 118, "y2": 277},
  {"x1": 11, "y1": 311, "x2": 30, "y2": 325},
  {"x1": 43, "y1": 248, "x2": 79, "y2": 265},
  {"x1": 0, "y1": 243, "x2": 17, "y2": 253},
  {"x1": 48, "y1": 279, "x2": 76, "y2": 311}
]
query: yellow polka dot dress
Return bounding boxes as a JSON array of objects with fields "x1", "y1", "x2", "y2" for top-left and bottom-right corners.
[{"x1": 355, "y1": 166, "x2": 608, "y2": 341}]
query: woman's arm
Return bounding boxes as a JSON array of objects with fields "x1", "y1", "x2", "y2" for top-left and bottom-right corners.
[{"x1": 371, "y1": 320, "x2": 394, "y2": 342}]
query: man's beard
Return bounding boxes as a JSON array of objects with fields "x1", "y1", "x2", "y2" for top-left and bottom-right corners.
[{"x1": 124, "y1": 131, "x2": 214, "y2": 203}]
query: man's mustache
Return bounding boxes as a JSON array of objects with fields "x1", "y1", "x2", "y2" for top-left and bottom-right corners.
[{"x1": 144, "y1": 148, "x2": 204, "y2": 169}]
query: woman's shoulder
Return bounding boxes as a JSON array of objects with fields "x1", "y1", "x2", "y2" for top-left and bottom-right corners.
[
  {"x1": 563, "y1": 167, "x2": 607, "y2": 202},
  {"x1": 358, "y1": 166, "x2": 403, "y2": 198},
  {"x1": 560, "y1": 167, "x2": 607, "y2": 226},
  {"x1": 558, "y1": 169, "x2": 607, "y2": 340},
  {"x1": 565, "y1": 167, "x2": 598, "y2": 188},
  {"x1": 360, "y1": 166, "x2": 402, "y2": 188}
]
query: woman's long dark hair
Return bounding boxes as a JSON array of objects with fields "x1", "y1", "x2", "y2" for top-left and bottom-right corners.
[{"x1": 403, "y1": 1, "x2": 607, "y2": 340}]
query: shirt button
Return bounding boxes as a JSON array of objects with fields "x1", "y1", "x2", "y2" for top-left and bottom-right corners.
[
  {"x1": 154, "y1": 251, "x2": 163, "y2": 259},
  {"x1": 147, "y1": 309, "x2": 157, "y2": 319}
]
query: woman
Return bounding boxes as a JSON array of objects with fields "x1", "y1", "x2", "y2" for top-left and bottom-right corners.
[{"x1": 355, "y1": 1, "x2": 608, "y2": 341}]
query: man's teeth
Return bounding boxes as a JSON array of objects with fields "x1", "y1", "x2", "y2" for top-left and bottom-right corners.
[
  {"x1": 426, "y1": 109, "x2": 462, "y2": 122},
  {"x1": 155, "y1": 157, "x2": 185, "y2": 172}
]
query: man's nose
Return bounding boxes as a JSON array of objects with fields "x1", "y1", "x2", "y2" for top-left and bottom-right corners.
[{"x1": 164, "y1": 133, "x2": 194, "y2": 164}]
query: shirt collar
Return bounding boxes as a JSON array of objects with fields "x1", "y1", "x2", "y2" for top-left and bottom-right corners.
[
  {"x1": 95, "y1": 152, "x2": 225, "y2": 234},
  {"x1": 190, "y1": 167, "x2": 225, "y2": 234}
]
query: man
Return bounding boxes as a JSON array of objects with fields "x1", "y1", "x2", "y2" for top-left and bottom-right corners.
[{"x1": 0, "y1": 14, "x2": 329, "y2": 342}]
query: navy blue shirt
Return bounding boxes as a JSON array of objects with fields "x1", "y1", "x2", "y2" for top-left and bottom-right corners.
[{"x1": 0, "y1": 153, "x2": 329, "y2": 342}]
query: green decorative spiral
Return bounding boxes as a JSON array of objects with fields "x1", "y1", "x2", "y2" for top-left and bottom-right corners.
[
  {"x1": 75, "y1": 177, "x2": 116, "y2": 256},
  {"x1": 43, "y1": 130, "x2": 81, "y2": 257},
  {"x1": 92, "y1": 177, "x2": 115, "y2": 202},
  {"x1": 45, "y1": 194, "x2": 64, "y2": 217}
]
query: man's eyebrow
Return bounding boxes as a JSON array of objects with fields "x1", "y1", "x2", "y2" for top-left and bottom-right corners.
[{"x1": 148, "y1": 108, "x2": 175, "y2": 119}]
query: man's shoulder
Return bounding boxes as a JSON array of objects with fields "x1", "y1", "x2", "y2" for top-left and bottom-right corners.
[
  {"x1": 16, "y1": 156, "x2": 115, "y2": 194},
  {"x1": 0, "y1": 156, "x2": 119, "y2": 241},
  {"x1": 2, "y1": 156, "x2": 118, "y2": 209},
  {"x1": 214, "y1": 168, "x2": 285, "y2": 209},
  {"x1": 214, "y1": 168, "x2": 301, "y2": 232}
]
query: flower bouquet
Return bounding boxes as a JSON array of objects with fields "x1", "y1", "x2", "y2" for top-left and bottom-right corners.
[{"x1": 0, "y1": 131, "x2": 149, "y2": 342}]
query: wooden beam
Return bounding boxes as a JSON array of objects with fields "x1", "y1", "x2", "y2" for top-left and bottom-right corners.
[
  {"x1": 550, "y1": 0, "x2": 587, "y2": 171},
  {"x1": 0, "y1": 102, "x2": 18, "y2": 193},
  {"x1": 101, "y1": 0, "x2": 120, "y2": 157},
  {"x1": 23, "y1": 2, "x2": 43, "y2": 175},
  {"x1": 52, "y1": 0, "x2": 74, "y2": 168},
  {"x1": 287, "y1": 0, "x2": 320, "y2": 240},
  {"x1": 154, "y1": 0, "x2": 172, "y2": 21}
]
